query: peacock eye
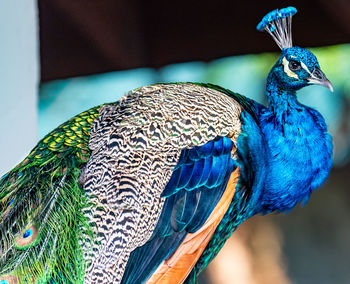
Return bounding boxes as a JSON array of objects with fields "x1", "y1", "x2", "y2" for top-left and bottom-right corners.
[
  {"x1": 289, "y1": 60, "x2": 301, "y2": 71},
  {"x1": 22, "y1": 229, "x2": 33, "y2": 238},
  {"x1": 15, "y1": 225, "x2": 39, "y2": 249}
]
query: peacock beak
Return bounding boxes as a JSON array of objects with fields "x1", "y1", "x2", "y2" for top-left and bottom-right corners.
[{"x1": 306, "y1": 67, "x2": 334, "y2": 92}]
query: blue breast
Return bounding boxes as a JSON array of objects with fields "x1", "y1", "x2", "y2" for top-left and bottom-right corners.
[{"x1": 258, "y1": 104, "x2": 333, "y2": 212}]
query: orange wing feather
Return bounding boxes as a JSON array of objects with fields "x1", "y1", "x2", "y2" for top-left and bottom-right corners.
[{"x1": 146, "y1": 167, "x2": 240, "y2": 284}]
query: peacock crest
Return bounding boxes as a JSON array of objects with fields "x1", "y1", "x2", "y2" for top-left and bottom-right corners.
[{"x1": 256, "y1": 6, "x2": 297, "y2": 49}]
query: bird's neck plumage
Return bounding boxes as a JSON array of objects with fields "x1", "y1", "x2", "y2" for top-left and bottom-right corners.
[
  {"x1": 252, "y1": 71, "x2": 333, "y2": 213},
  {"x1": 265, "y1": 72, "x2": 299, "y2": 122}
]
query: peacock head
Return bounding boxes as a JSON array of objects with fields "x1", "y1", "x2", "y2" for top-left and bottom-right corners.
[
  {"x1": 257, "y1": 7, "x2": 333, "y2": 93},
  {"x1": 271, "y1": 46, "x2": 333, "y2": 92}
]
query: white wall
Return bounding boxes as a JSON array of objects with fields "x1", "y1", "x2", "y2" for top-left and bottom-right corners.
[{"x1": 0, "y1": 1, "x2": 39, "y2": 176}]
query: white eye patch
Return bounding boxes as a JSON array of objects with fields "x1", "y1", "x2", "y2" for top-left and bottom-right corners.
[
  {"x1": 300, "y1": 61, "x2": 315, "y2": 78},
  {"x1": 282, "y1": 57, "x2": 299, "y2": 79}
]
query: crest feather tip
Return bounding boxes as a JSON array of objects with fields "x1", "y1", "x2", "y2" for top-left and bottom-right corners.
[{"x1": 256, "y1": 6, "x2": 297, "y2": 49}]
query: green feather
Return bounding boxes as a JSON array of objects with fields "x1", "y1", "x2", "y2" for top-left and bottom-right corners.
[{"x1": 0, "y1": 104, "x2": 115, "y2": 283}]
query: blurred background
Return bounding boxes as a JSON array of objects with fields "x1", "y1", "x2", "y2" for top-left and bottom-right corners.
[{"x1": 0, "y1": 0, "x2": 349, "y2": 283}]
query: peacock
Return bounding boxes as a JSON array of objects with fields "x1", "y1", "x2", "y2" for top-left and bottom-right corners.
[{"x1": 0, "y1": 7, "x2": 334, "y2": 284}]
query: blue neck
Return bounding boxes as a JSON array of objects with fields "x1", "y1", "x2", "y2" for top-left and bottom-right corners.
[
  {"x1": 245, "y1": 71, "x2": 333, "y2": 213},
  {"x1": 265, "y1": 72, "x2": 302, "y2": 124}
]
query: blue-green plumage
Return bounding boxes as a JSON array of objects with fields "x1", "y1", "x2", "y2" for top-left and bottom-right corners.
[{"x1": 0, "y1": 6, "x2": 334, "y2": 284}]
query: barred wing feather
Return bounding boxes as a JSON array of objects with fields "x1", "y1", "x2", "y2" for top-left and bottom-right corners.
[{"x1": 81, "y1": 83, "x2": 244, "y2": 283}]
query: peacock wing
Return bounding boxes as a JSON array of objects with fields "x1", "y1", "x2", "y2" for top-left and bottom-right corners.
[
  {"x1": 80, "y1": 83, "x2": 248, "y2": 283},
  {"x1": 122, "y1": 137, "x2": 241, "y2": 284}
]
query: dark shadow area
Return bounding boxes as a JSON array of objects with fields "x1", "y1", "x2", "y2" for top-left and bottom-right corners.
[{"x1": 38, "y1": 0, "x2": 350, "y2": 81}]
